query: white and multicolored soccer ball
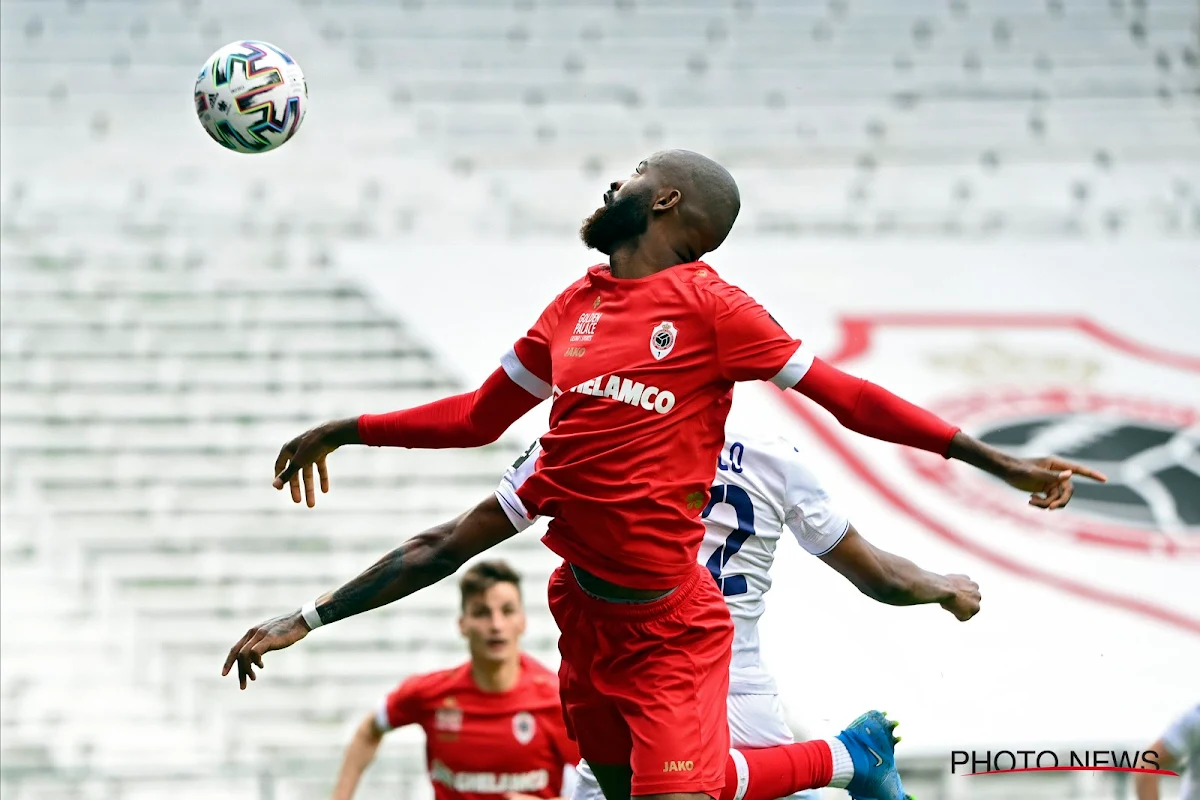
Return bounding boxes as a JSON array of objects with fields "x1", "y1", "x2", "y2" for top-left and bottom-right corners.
[{"x1": 194, "y1": 41, "x2": 307, "y2": 154}]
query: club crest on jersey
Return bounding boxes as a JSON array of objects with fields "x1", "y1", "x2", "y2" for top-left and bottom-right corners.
[
  {"x1": 650, "y1": 321, "x2": 677, "y2": 360},
  {"x1": 512, "y1": 711, "x2": 536, "y2": 744},
  {"x1": 435, "y1": 699, "x2": 463, "y2": 732}
]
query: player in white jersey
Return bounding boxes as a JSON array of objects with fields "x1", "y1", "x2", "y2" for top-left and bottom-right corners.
[{"x1": 496, "y1": 431, "x2": 982, "y2": 800}]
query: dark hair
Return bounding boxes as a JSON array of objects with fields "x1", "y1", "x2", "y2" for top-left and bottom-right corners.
[{"x1": 459, "y1": 560, "x2": 522, "y2": 610}]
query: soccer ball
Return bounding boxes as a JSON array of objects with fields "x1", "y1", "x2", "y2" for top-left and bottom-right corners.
[{"x1": 194, "y1": 41, "x2": 308, "y2": 154}]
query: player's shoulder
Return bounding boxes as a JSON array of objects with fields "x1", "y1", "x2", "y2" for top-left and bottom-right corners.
[
  {"x1": 675, "y1": 262, "x2": 751, "y2": 303},
  {"x1": 518, "y1": 654, "x2": 563, "y2": 703},
  {"x1": 724, "y1": 430, "x2": 803, "y2": 477},
  {"x1": 520, "y1": 653, "x2": 560, "y2": 685},
  {"x1": 397, "y1": 661, "x2": 474, "y2": 702},
  {"x1": 569, "y1": 268, "x2": 602, "y2": 292},
  {"x1": 550, "y1": 269, "x2": 597, "y2": 305}
]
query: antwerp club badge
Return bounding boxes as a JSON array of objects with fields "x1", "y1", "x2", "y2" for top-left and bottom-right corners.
[
  {"x1": 650, "y1": 321, "x2": 678, "y2": 360},
  {"x1": 512, "y1": 711, "x2": 536, "y2": 745}
]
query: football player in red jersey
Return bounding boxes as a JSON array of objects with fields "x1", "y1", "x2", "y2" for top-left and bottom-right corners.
[
  {"x1": 329, "y1": 561, "x2": 578, "y2": 800},
  {"x1": 243, "y1": 150, "x2": 1105, "y2": 800}
]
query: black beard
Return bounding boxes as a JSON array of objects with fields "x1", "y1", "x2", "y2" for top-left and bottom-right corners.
[{"x1": 579, "y1": 190, "x2": 651, "y2": 255}]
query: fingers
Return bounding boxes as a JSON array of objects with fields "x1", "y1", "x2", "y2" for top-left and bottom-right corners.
[
  {"x1": 1028, "y1": 469, "x2": 1073, "y2": 510},
  {"x1": 273, "y1": 439, "x2": 300, "y2": 490},
  {"x1": 302, "y1": 463, "x2": 316, "y2": 508},
  {"x1": 959, "y1": 600, "x2": 982, "y2": 621},
  {"x1": 1029, "y1": 474, "x2": 1076, "y2": 510},
  {"x1": 223, "y1": 630, "x2": 256, "y2": 676},
  {"x1": 234, "y1": 631, "x2": 269, "y2": 690},
  {"x1": 317, "y1": 456, "x2": 329, "y2": 495},
  {"x1": 274, "y1": 430, "x2": 336, "y2": 504},
  {"x1": 1048, "y1": 479, "x2": 1074, "y2": 510},
  {"x1": 251, "y1": 644, "x2": 266, "y2": 670},
  {"x1": 1056, "y1": 460, "x2": 1108, "y2": 483},
  {"x1": 274, "y1": 437, "x2": 313, "y2": 495}
]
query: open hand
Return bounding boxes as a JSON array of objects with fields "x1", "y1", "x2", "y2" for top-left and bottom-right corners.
[
  {"x1": 273, "y1": 418, "x2": 358, "y2": 507},
  {"x1": 222, "y1": 611, "x2": 310, "y2": 690}
]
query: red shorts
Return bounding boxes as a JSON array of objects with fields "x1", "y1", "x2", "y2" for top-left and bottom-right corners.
[{"x1": 548, "y1": 561, "x2": 734, "y2": 797}]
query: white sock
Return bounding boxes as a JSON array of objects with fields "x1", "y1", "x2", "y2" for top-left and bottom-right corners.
[
  {"x1": 825, "y1": 737, "x2": 854, "y2": 789},
  {"x1": 727, "y1": 748, "x2": 750, "y2": 800}
]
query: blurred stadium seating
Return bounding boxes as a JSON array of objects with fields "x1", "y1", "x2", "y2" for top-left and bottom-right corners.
[
  {"x1": 1, "y1": 0, "x2": 1197, "y2": 237},
  {"x1": 1, "y1": 0, "x2": 1196, "y2": 798}
]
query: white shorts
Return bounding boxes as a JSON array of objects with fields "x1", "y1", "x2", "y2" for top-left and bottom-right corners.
[{"x1": 571, "y1": 693, "x2": 823, "y2": 800}]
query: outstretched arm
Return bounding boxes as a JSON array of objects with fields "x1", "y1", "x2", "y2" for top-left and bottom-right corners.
[
  {"x1": 707, "y1": 283, "x2": 1105, "y2": 509},
  {"x1": 330, "y1": 713, "x2": 387, "y2": 800},
  {"x1": 819, "y1": 525, "x2": 981, "y2": 620},
  {"x1": 273, "y1": 367, "x2": 541, "y2": 506},
  {"x1": 791, "y1": 357, "x2": 1107, "y2": 508},
  {"x1": 222, "y1": 495, "x2": 518, "y2": 689}
]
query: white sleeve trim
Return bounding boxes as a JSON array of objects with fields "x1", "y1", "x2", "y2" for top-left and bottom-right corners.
[
  {"x1": 805, "y1": 517, "x2": 850, "y2": 556},
  {"x1": 496, "y1": 487, "x2": 535, "y2": 532},
  {"x1": 494, "y1": 440, "x2": 542, "y2": 533},
  {"x1": 769, "y1": 342, "x2": 815, "y2": 389},
  {"x1": 374, "y1": 698, "x2": 394, "y2": 733},
  {"x1": 782, "y1": 444, "x2": 851, "y2": 556},
  {"x1": 501, "y1": 347, "x2": 552, "y2": 400}
]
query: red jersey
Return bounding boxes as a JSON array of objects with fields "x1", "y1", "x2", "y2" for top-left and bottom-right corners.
[
  {"x1": 376, "y1": 654, "x2": 578, "y2": 800},
  {"x1": 502, "y1": 261, "x2": 812, "y2": 589}
]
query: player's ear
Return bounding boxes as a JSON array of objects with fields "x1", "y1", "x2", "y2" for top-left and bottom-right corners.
[
  {"x1": 653, "y1": 187, "x2": 681, "y2": 212},
  {"x1": 457, "y1": 613, "x2": 467, "y2": 638}
]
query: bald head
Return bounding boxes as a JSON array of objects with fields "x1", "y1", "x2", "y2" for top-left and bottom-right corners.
[
  {"x1": 646, "y1": 149, "x2": 741, "y2": 254},
  {"x1": 579, "y1": 150, "x2": 741, "y2": 261}
]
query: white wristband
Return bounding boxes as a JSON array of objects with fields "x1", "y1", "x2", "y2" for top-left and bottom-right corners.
[{"x1": 301, "y1": 599, "x2": 324, "y2": 631}]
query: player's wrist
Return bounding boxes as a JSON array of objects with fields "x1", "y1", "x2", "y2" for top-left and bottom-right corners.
[
  {"x1": 323, "y1": 417, "x2": 362, "y2": 448},
  {"x1": 947, "y1": 432, "x2": 1019, "y2": 477},
  {"x1": 932, "y1": 574, "x2": 960, "y2": 605},
  {"x1": 300, "y1": 599, "x2": 324, "y2": 631}
]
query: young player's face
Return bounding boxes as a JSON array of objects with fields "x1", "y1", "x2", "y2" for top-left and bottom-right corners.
[{"x1": 459, "y1": 582, "x2": 526, "y2": 665}]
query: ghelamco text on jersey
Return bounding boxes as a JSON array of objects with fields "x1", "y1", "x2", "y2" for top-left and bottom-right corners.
[
  {"x1": 430, "y1": 761, "x2": 550, "y2": 793},
  {"x1": 565, "y1": 375, "x2": 676, "y2": 414}
]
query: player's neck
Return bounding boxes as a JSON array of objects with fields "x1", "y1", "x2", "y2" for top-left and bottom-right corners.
[
  {"x1": 470, "y1": 656, "x2": 522, "y2": 693},
  {"x1": 608, "y1": 240, "x2": 691, "y2": 280}
]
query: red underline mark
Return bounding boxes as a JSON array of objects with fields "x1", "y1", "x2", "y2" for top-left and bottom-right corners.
[{"x1": 965, "y1": 767, "x2": 1179, "y2": 777}]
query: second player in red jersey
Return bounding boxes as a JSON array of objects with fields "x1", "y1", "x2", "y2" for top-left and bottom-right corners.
[{"x1": 329, "y1": 561, "x2": 577, "y2": 800}]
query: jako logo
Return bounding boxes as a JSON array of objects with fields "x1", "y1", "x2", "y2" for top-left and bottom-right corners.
[
  {"x1": 567, "y1": 374, "x2": 676, "y2": 414},
  {"x1": 662, "y1": 760, "x2": 694, "y2": 772}
]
